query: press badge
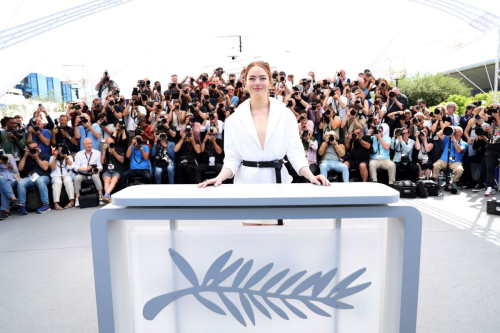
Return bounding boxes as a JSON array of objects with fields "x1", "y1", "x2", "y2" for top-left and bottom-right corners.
[
  {"x1": 209, "y1": 156, "x2": 215, "y2": 166},
  {"x1": 108, "y1": 163, "x2": 114, "y2": 170},
  {"x1": 377, "y1": 154, "x2": 383, "y2": 158},
  {"x1": 29, "y1": 172, "x2": 40, "y2": 182},
  {"x1": 176, "y1": 126, "x2": 181, "y2": 131}
]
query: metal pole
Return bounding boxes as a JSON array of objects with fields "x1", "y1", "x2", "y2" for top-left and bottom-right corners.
[{"x1": 495, "y1": 26, "x2": 500, "y2": 104}]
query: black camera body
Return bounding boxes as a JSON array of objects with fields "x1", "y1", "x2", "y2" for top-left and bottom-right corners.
[
  {"x1": 7, "y1": 128, "x2": 24, "y2": 140},
  {"x1": 395, "y1": 128, "x2": 403, "y2": 137},
  {"x1": 0, "y1": 150, "x2": 8, "y2": 163},
  {"x1": 135, "y1": 126, "x2": 143, "y2": 136}
]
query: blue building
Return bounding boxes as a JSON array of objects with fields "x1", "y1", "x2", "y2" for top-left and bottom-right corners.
[{"x1": 16, "y1": 73, "x2": 76, "y2": 102}]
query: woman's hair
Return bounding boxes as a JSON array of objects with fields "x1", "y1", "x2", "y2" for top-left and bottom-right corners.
[
  {"x1": 244, "y1": 61, "x2": 272, "y2": 84},
  {"x1": 422, "y1": 125, "x2": 431, "y2": 135}
]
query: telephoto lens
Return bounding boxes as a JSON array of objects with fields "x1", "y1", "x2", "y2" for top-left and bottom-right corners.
[
  {"x1": 33, "y1": 126, "x2": 40, "y2": 132},
  {"x1": 443, "y1": 126, "x2": 455, "y2": 136},
  {"x1": 475, "y1": 127, "x2": 486, "y2": 136},
  {"x1": 350, "y1": 110, "x2": 356, "y2": 116},
  {"x1": 159, "y1": 133, "x2": 166, "y2": 141},
  {"x1": 136, "y1": 138, "x2": 143, "y2": 145}
]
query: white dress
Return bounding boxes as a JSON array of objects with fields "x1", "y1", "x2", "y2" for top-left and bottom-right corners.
[{"x1": 222, "y1": 97, "x2": 309, "y2": 184}]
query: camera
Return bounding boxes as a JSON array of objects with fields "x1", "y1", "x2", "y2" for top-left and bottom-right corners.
[
  {"x1": 413, "y1": 117, "x2": 420, "y2": 124},
  {"x1": 33, "y1": 126, "x2": 40, "y2": 132},
  {"x1": 302, "y1": 130, "x2": 309, "y2": 138},
  {"x1": 210, "y1": 84, "x2": 216, "y2": 89},
  {"x1": 287, "y1": 100, "x2": 293, "y2": 107},
  {"x1": 80, "y1": 116, "x2": 88, "y2": 124},
  {"x1": 486, "y1": 106, "x2": 499, "y2": 115},
  {"x1": 443, "y1": 126, "x2": 455, "y2": 136},
  {"x1": 159, "y1": 133, "x2": 167, "y2": 141},
  {"x1": 183, "y1": 89, "x2": 188, "y2": 94},
  {"x1": 91, "y1": 164, "x2": 99, "y2": 173},
  {"x1": 155, "y1": 154, "x2": 170, "y2": 167},
  {"x1": 202, "y1": 76, "x2": 208, "y2": 82},
  {"x1": 109, "y1": 100, "x2": 115, "y2": 106},
  {"x1": 74, "y1": 104, "x2": 81, "y2": 111},
  {"x1": 157, "y1": 85, "x2": 162, "y2": 91},
  {"x1": 299, "y1": 115, "x2": 305, "y2": 122},
  {"x1": 434, "y1": 108, "x2": 441, "y2": 115},
  {"x1": 311, "y1": 103, "x2": 317, "y2": 111},
  {"x1": 351, "y1": 133, "x2": 358, "y2": 140},
  {"x1": 139, "y1": 80, "x2": 145, "y2": 88},
  {"x1": 109, "y1": 143, "x2": 116, "y2": 149},
  {"x1": 395, "y1": 128, "x2": 403, "y2": 137},
  {"x1": 0, "y1": 154, "x2": 8, "y2": 163},
  {"x1": 132, "y1": 88, "x2": 139, "y2": 96},
  {"x1": 7, "y1": 128, "x2": 25, "y2": 140},
  {"x1": 388, "y1": 92, "x2": 396, "y2": 98},
  {"x1": 236, "y1": 82, "x2": 243, "y2": 88},
  {"x1": 116, "y1": 120, "x2": 126, "y2": 130},
  {"x1": 100, "y1": 120, "x2": 108, "y2": 127},
  {"x1": 324, "y1": 109, "x2": 331, "y2": 116},
  {"x1": 337, "y1": 73, "x2": 341, "y2": 77},
  {"x1": 355, "y1": 97, "x2": 362, "y2": 104},
  {"x1": 329, "y1": 90, "x2": 335, "y2": 97},
  {"x1": 372, "y1": 125, "x2": 382, "y2": 135},
  {"x1": 29, "y1": 147, "x2": 38, "y2": 155},
  {"x1": 141, "y1": 94, "x2": 148, "y2": 102},
  {"x1": 135, "y1": 137, "x2": 143, "y2": 145},
  {"x1": 135, "y1": 126, "x2": 143, "y2": 136},
  {"x1": 475, "y1": 127, "x2": 486, "y2": 136},
  {"x1": 350, "y1": 110, "x2": 357, "y2": 116},
  {"x1": 328, "y1": 135, "x2": 335, "y2": 142}
]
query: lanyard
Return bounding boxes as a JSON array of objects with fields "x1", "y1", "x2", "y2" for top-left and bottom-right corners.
[
  {"x1": 85, "y1": 152, "x2": 93, "y2": 166},
  {"x1": 57, "y1": 159, "x2": 67, "y2": 175},
  {"x1": 133, "y1": 147, "x2": 143, "y2": 164}
]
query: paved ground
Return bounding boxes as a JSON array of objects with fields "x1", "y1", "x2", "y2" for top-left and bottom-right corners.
[{"x1": 0, "y1": 188, "x2": 499, "y2": 333}]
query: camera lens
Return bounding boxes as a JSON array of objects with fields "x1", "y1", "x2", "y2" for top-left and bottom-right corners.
[{"x1": 350, "y1": 110, "x2": 356, "y2": 116}]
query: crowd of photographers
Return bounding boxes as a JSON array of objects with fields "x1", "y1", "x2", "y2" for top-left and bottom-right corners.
[{"x1": 0, "y1": 67, "x2": 499, "y2": 219}]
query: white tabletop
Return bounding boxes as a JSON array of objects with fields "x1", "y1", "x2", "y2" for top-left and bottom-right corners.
[{"x1": 111, "y1": 183, "x2": 399, "y2": 207}]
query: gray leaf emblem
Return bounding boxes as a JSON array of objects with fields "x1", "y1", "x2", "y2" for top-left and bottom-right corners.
[{"x1": 143, "y1": 249, "x2": 372, "y2": 326}]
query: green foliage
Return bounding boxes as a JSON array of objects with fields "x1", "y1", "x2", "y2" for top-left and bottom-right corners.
[
  {"x1": 396, "y1": 72, "x2": 472, "y2": 108},
  {"x1": 436, "y1": 91, "x2": 496, "y2": 116}
]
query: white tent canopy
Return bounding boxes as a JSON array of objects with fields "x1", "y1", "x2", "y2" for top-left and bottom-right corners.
[{"x1": 1, "y1": 0, "x2": 499, "y2": 101}]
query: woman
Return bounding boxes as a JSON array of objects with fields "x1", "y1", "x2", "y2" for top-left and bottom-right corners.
[
  {"x1": 464, "y1": 106, "x2": 486, "y2": 157},
  {"x1": 199, "y1": 61, "x2": 330, "y2": 224},
  {"x1": 414, "y1": 126, "x2": 434, "y2": 180},
  {"x1": 49, "y1": 146, "x2": 75, "y2": 210}
]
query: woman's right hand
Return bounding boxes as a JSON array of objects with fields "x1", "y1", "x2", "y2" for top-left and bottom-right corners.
[{"x1": 198, "y1": 177, "x2": 223, "y2": 188}]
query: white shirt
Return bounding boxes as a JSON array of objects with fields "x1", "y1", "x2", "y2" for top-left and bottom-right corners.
[
  {"x1": 326, "y1": 95, "x2": 348, "y2": 120},
  {"x1": 200, "y1": 120, "x2": 224, "y2": 140},
  {"x1": 73, "y1": 149, "x2": 103, "y2": 173},
  {"x1": 125, "y1": 106, "x2": 146, "y2": 131},
  {"x1": 49, "y1": 156, "x2": 74, "y2": 177}
]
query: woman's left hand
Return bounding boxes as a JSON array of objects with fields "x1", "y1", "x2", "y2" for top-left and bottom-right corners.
[{"x1": 310, "y1": 175, "x2": 331, "y2": 186}]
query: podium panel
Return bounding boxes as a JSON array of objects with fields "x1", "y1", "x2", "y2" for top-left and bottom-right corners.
[{"x1": 130, "y1": 229, "x2": 383, "y2": 333}]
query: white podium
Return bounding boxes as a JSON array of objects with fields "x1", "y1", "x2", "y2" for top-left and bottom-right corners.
[{"x1": 90, "y1": 183, "x2": 422, "y2": 333}]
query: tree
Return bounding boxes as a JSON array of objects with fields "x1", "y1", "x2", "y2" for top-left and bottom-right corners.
[{"x1": 396, "y1": 72, "x2": 472, "y2": 108}]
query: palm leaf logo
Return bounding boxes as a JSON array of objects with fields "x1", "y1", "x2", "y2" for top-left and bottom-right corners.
[{"x1": 143, "y1": 249, "x2": 371, "y2": 327}]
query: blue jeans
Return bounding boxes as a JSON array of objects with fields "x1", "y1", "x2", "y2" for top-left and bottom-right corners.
[
  {"x1": 0, "y1": 178, "x2": 17, "y2": 210},
  {"x1": 320, "y1": 160, "x2": 349, "y2": 182},
  {"x1": 155, "y1": 165, "x2": 175, "y2": 184},
  {"x1": 17, "y1": 175, "x2": 50, "y2": 206}
]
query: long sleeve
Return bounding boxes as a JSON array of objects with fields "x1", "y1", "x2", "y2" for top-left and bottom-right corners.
[
  {"x1": 221, "y1": 117, "x2": 241, "y2": 178},
  {"x1": 95, "y1": 151, "x2": 103, "y2": 170}
]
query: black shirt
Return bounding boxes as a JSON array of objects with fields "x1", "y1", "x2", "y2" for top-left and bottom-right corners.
[
  {"x1": 54, "y1": 127, "x2": 78, "y2": 153},
  {"x1": 200, "y1": 138, "x2": 224, "y2": 164},
  {"x1": 24, "y1": 153, "x2": 51, "y2": 177},
  {"x1": 177, "y1": 141, "x2": 198, "y2": 164},
  {"x1": 103, "y1": 147, "x2": 126, "y2": 174},
  {"x1": 106, "y1": 104, "x2": 123, "y2": 124},
  {"x1": 112, "y1": 131, "x2": 130, "y2": 151},
  {"x1": 350, "y1": 135, "x2": 372, "y2": 162}
]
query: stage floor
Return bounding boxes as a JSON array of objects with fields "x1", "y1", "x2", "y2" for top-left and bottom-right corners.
[{"x1": 0, "y1": 188, "x2": 498, "y2": 333}]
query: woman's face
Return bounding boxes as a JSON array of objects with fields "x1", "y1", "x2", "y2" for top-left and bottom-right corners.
[
  {"x1": 246, "y1": 66, "x2": 270, "y2": 98},
  {"x1": 423, "y1": 127, "x2": 429, "y2": 136}
]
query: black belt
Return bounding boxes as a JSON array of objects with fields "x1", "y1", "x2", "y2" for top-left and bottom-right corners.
[{"x1": 242, "y1": 159, "x2": 284, "y2": 225}]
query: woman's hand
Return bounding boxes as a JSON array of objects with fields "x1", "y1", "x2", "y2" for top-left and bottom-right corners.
[
  {"x1": 310, "y1": 174, "x2": 331, "y2": 186},
  {"x1": 197, "y1": 177, "x2": 223, "y2": 188}
]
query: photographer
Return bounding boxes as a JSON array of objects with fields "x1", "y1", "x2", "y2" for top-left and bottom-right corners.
[
  {"x1": 90, "y1": 98, "x2": 103, "y2": 123},
  {"x1": 103, "y1": 95, "x2": 124, "y2": 125},
  {"x1": 101, "y1": 137, "x2": 126, "y2": 202},
  {"x1": 226, "y1": 85, "x2": 239, "y2": 106},
  {"x1": 391, "y1": 127, "x2": 418, "y2": 182},
  {"x1": 123, "y1": 96, "x2": 146, "y2": 139},
  {"x1": 0, "y1": 146, "x2": 21, "y2": 220},
  {"x1": 414, "y1": 126, "x2": 434, "y2": 180},
  {"x1": 51, "y1": 115, "x2": 79, "y2": 155},
  {"x1": 369, "y1": 125, "x2": 396, "y2": 185},
  {"x1": 96, "y1": 113, "x2": 115, "y2": 150},
  {"x1": 121, "y1": 136, "x2": 153, "y2": 189},
  {"x1": 135, "y1": 116, "x2": 155, "y2": 150},
  {"x1": 17, "y1": 141, "x2": 51, "y2": 215},
  {"x1": 478, "y1": 104, "x2": 500, "y2": 196},
  {"x1": 74, "y1": 113, "x2": 102, "y2": 150},
  {"x1": 152, "y1": 114, "x2": 176, "y2": 142},
  {"x1": 95, "y1": 70, "x2": 119, "y2": 103},
  {"x1": 334, "y1": 69, "x2": 350, "y2": 94},
  {"x1": 297, "y1": 111, "x2": 314, "y2": 134},
  {"x1": 174, "y1": 127, "x2": 201, "y2": 184},
  {"x1": 431, "y1": 106, "x2": 452, "y2": 162},
  {"x1": 201, "y1": 112, "x2": 224, "y2": 140},
  {"x1": 66, "y1": 101, "x2": 91, "y2": 128},
  {"x1": 319, "y1": 107, "x2": 341, "y2": 140},
  {"x1": 152, "y1": 132, "x2": 175, "y2": 184},
  {"x1": 460, "y1": 104, "x2": 476, "y2": 135},
  {"x1": 0, "y1": 117, "x2": 26, "y2": 160},
  {"x1": 342, "y1": 126, "x2": 372, "y2": 182},
  {"x1": 445, "y1": 102, "x2": 460, "y2": 127},
  {"x1": 73, "y1": 138, "x2": 105, "y2": 206},
  {"x1": 462, "y1": 123, "x2": 488, "y2": 188},
  {"x1": 111, "y1": 119, "x2": 130, "y2": 150},
  {"x1": 26, "y1": 116, "x2": 51, "y2": 156},
  {"x1": 364, "y1": 114, "x2": 389, "y2": 137},
  {"x1": 319, "y1": 131, "x2": 348, "y2": 182},
  {"x1": 167, "y1": 100, "x2": 186, "y2": 135},
  {"x1": 369, "y1": 95, "x2": 387, "y2": 119},
  {"x1": 341, "y1": 105, "x2": 366, "y2": 143},
  {"x1": 49, "y1": 144, "x2": 75, "y2": 210},
  {"x1": 324, "y1": 88, "x2": 348, "y2": 120},
  {"x1": 431, "y1": 126, "x2": 467, "y2": 193},
  {"x1": 33, "y1": 105, "x2": 54, "y2": 130},
  {"x1": 194, "y1": 127, "x2": 223, "y2": 184},
  {"x1": 384, "y1": 88, "x2": 408, "y2": 134}
]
